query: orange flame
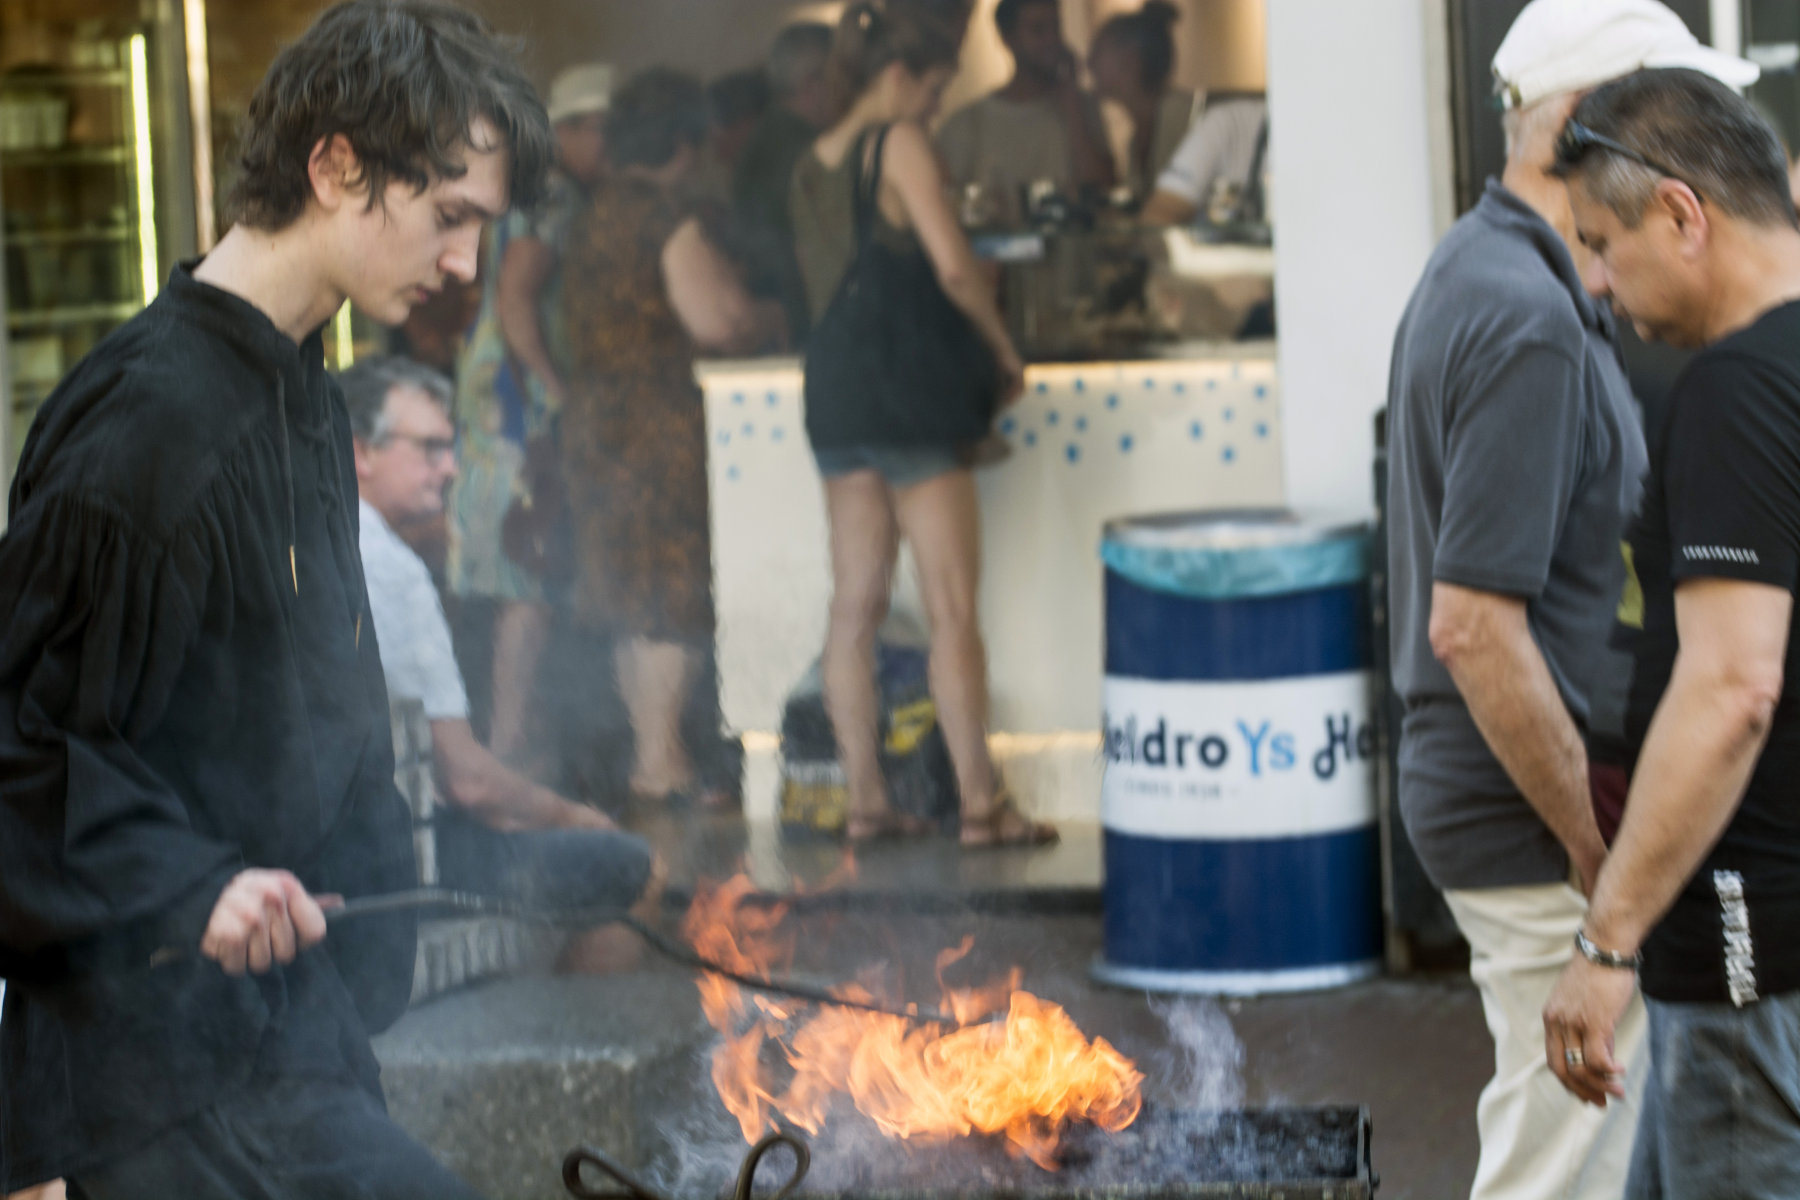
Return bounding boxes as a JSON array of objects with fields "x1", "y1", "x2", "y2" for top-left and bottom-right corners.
[{"x1": 682, "y1": 875, "x2": 1143, "y2": 1169}]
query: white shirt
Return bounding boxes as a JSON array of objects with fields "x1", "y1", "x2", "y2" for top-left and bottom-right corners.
[
  {"x1": 1155, "y1": 97, "x2": 1268, "y2": 209},
  {"x1": 358, "y1": 498, "x2": 469, "y2": 721}
]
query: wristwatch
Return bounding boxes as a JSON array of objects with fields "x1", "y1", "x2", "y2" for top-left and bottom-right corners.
[{"x1": 1575, "y1": 927, "x2": 1641, "y2": 971}]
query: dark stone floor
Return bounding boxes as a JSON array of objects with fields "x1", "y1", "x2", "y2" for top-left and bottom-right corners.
[{"x1": 375, "y1": 816, "x2": 1488, "y2": 1200}]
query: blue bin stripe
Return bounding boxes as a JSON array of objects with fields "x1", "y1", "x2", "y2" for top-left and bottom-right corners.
[
  {"x1": 1102, "y1": 826, "x2": 1382, "y2": 972},
  {"x1": 1105, "y1": 573, "x2": 1369, "y2": 681}
]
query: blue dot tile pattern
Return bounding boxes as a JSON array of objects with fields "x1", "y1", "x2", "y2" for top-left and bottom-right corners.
[{"x1": 704, "y1": 362, "x2": 1277, "y2": 493}]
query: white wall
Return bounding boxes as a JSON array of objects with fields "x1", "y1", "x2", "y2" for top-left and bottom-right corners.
[{"x1": 1266, "y1": 0, "x2": 1440, "y2": 517}]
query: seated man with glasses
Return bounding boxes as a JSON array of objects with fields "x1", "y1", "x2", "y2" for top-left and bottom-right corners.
[{"x1": 347, "y1": 356, "x2": 655, "y2": 951}]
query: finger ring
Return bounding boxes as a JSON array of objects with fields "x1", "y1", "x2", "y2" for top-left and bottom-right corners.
[{"x1": 1564, "y1": 1048, "x2": 1585, "y2": 1068}]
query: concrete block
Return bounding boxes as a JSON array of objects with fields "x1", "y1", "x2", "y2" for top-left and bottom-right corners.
[{"x1": 375, "y1": 972, "x2": 710, "y2": 1200}]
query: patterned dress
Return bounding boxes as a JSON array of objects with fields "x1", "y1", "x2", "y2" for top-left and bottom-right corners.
[
  {"x1": 560, "y1": 177, "x2": 716, "y2": 644},
  {"x1": 447, "y1": 172, "x2": 583, "y2": 604}
]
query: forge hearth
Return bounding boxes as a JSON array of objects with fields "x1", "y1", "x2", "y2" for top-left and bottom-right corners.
[{"x1": 579, "y1": 1105, "x2": 1374, "y2": 1200}]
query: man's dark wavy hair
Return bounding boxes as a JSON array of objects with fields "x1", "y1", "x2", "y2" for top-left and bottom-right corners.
[{"x1": 227, "y1": 0, "x2": 553, "y2": 231}]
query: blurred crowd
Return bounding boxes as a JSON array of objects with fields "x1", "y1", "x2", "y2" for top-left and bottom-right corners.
[{"x1": 373, "y1": 0, "x2": 1270, "y2": 825}]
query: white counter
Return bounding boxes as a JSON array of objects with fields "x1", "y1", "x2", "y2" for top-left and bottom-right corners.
[{"x1": 699, "y1": 353, "x2": 1284, "y2": 817}]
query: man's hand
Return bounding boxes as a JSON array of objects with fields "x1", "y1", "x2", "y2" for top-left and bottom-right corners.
[
  {"x1": 200, "y1": 869, "x2": 329, "y2": 976},
  {"x1": 1543, "y1": 954, "x2": 1636, "y2": 1107}
]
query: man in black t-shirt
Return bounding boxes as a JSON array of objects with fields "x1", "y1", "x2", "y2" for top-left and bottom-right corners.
[{"x1": 1544, "y1": 69, "x2": 1800, "y2": 1197}]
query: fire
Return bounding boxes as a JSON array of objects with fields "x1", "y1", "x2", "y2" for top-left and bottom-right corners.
[{"x1": 680, "y1": 876, "x2": 1144, "y2": 1170}]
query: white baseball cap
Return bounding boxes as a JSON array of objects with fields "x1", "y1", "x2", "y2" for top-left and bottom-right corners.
[
  {"x1": 1492, "y1": 0, "x2": 1759, "y2": 111},
  {"x1": 546, "y1": 63, "x2": 615, "y2": 124}
]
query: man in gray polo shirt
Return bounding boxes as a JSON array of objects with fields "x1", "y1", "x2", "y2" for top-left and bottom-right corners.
[{"x1": 1386, "y1": 3, "x2": 1756, "y2": 1196}]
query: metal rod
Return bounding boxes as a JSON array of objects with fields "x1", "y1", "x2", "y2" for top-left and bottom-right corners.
[{"x1": 321, "y1": 889, "x2": 985, "y2": 1027}]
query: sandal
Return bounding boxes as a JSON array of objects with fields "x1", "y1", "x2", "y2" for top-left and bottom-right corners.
[{"x1": 960, "y1": 792, "x2": 1058, "y2": 849}]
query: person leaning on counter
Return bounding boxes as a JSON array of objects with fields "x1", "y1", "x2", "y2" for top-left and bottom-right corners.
[
  {"x1": 1136, "y1": 90, "x2": 1267, "y2": 226},
  {"x1": 0, "y1": 2, "x2": 550, "y2": 1196}
]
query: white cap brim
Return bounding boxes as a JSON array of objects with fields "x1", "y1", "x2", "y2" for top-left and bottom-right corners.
[{"x1": 1642, "y1": 43, "x2": 1762, "y2": 89}]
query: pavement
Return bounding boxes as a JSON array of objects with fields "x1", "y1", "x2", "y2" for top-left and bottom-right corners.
[{"x1": 374, "y1": 814, "x2": 1489, "y2": 1200}]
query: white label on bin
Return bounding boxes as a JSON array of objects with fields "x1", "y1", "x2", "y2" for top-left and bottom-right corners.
[{"x1": 1101, "y1": 672, "x2": 1376, "y2": 840}]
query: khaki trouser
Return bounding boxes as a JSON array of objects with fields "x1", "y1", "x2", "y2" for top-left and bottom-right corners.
[{"x1": 1445, "y1": 883, "x2": 1648, "y2": 1200}]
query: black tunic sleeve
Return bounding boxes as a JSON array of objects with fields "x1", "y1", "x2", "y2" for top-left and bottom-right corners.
[{"x1": 0, "y1": 492, "x2": 241, "y2": 971}]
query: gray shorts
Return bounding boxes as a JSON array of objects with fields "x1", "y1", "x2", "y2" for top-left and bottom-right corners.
[
  {"x1": 813, "y1": 444, "x2": 965, "y2": 490},
  {"x1": 1628, "y1": 990, "x2": 1800, "y2": 1199}
]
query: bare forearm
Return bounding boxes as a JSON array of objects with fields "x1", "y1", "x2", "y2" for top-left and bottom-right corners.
[
  {"x1": 446, "y1": 758, "x2": 567, "y2": 831},
  {"x1": 435, "y1": 720, "x2": 582, "y2": 832},
  {"x1": 1140, "y1": 189, "x2": 1197, "y2": 226},
  {"x1": 1585, "y1": 672, "x2": 1772, "y2": 951},
  {"x1": 1438, "y1": 610, "x2": 1603, "y2": 872},
  {"x1": 496, "y1": 293, "x2": 564, "y2": 397},
  {"x1": 940, "y1": 270, "x2": 1014, "y2": 360}
]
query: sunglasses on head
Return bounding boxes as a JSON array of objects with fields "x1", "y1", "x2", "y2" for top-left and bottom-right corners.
[{"x1": 1554, "y1": 120, "x2": 1705, "y2": 204}]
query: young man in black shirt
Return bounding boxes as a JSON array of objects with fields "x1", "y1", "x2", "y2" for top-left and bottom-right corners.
[
  {"x1": 0, "y1": 3, "x2": 551, "y2": 1197},
  {"x1": 1544, "y1": 68, "x2": 1800, "y2": 1196}
]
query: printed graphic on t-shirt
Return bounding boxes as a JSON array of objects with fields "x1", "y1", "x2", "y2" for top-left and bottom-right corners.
[
  {"x1": 1680, "y1": 544, "x2": 1762, "y2": 566},
  {"x1": 1620, "y1": 300, "x2": 1800, "y2": 1003}
]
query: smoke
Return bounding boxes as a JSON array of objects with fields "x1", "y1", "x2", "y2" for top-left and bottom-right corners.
[
  {"x1": 645, "y1": 1049, "x2": 749, "y2": 1199},
  {"x1": 1148, "y1": 994, "x2": 1245, "y2": 1114},
  {"x1": 644, "y1": 1037, "x2": 965, "y2": 1195}
]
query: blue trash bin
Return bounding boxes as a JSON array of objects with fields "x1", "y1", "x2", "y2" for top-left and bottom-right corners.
[{"x1": 1093, "y1": 508, "x2": 1382, "y2": 994}]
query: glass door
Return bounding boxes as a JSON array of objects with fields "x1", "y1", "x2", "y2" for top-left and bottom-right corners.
[
  {"x1": 1743, "y1": 0, "x2": 1800, "y2": 154},
  {"x1": 1, "y1": 19, "x2": 160, "y2": 477}
]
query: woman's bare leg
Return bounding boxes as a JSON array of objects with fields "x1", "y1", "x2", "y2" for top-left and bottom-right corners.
[
  {"x1": 821, "y1": 470, "x2": 904, "y2": 835},
  {"x1": 615, "y1": 637, "x2": 698, "y2": 798},
  {"x1": 490, "y1": 600, "x2": 551, "y2": 773},
  {"x1": 891, "y1": 469, "x2": 995, "y2": 810},
  {"x1": 894, "y1": 469, "x2": 1052, "y2": 844}
]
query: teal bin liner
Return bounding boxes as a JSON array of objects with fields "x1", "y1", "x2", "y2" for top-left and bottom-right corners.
[{"x1": 1100, "y1": 509, "x2": 1369, "y2": 601}]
